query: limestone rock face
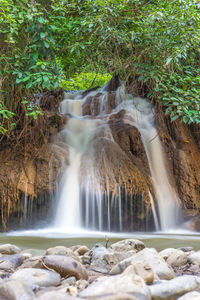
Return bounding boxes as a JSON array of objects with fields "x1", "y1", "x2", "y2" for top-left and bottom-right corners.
[
  {"x1": 155, "y1": 112, "x2": 200, "y2": 214},
  {"x1": 43, "y1": 255, "x2": 88, "y2": 280}
]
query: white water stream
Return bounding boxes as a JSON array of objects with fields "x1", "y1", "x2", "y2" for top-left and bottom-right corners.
[{"x1": 53, "y1": 85, "x2": 180, "y2": 232}]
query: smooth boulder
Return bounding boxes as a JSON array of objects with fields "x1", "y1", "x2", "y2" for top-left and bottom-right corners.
[
  {"x1": 44, "y1": 255, "x2": 88, "y2": 280},
  {"x1": 159, "y1": 248, "x2": 188, "y2": 267},
  {"x1": 0, "y1": 254, "x2": 23, "y2": 271},
  {"x1": 110, "y1": 239, "x2": 145, "y2": 252},
  {"x1": 150, "y1": 275, "x2": 200, "y2": 300},
  {"x1": 0, "y1": 244, "x2": 21, "y2": 255},
  {"x1": 188, "y1": 251, "x2": 200, "y2": 266},
  {"x1": 110, "y1": 248, "x2": 175, "y2": 280},
  {"x1": 45, "y1": 246, "x2": 81, "y2": 262},
  {"x1": 178, "y1": 291, "x2": 200, "y2": 299},
  {"x1": 79, "y1": 265, "x2": 151, "y2": 299},
  {"x1": 0, "y1": 279, "x2": 35, "y2": 300},
  {"x1": 10, "y1": 268, "x2": 61, "y2": 288}
]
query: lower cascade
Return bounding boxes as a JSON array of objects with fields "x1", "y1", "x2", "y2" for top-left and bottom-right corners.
[{"x1": 53, "y1": 84, "x2": 180, "y2": 232}]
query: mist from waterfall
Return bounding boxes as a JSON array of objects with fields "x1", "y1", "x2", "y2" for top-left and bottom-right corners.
[{"x1": 53, "y1": 85, "x2": 181, "y2": 232}]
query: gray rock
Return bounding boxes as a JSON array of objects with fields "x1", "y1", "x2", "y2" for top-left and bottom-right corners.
[
  {"x1": 10, "y1": 268, "x2": 61, "y2": 289},
  {"x1": 178, "y1": 291, "x2": 200, "y2": 300},
  {"x1": 103, "y1": 251, "x2": 135, "y2": 265},
  {"x1": 36, "y1": 287, "x2": 79, "y2": 300},
  {"x1": 110, "y1": 239, "x2": 145, "y2": 252},
  {"x1": 0, "y1": 254, "x2": 23, "y2": 271},
  {"x1": 90, "y1": 244, "x2": 111, "y2": 264},
  {"x1": 178, "y1": 247, "x2": 193, "y2": 253},
  {"x1": 19, "y1": 256, "x2": 43, "y2": 269},
  {"x1": 159, "y1": 248, "x2": 188, "y2": 267},
  {"x1": 44, "y1": 255, "x2": 88, "y2": 280},
  {"x1": 0, "y1": 244, "x2": 21, "y2": 255},
  {"x1": 150, "y1": 275, "x2": 200, "y2": 300},
  {"x1": 110, "y1": 248, "x2": 175, "y2": 280},
  {"x1": 0, "y1": 279, "x2": 35, "y2": 300},
  {"x1": 88, "y1": 293, "x2": 149, "y2": 300},
  {"x1": 188, "y1": 251, "x2": 200, "y2": 266},
  {"x1": 45, "y1": 246, "x2": 81, "y2": 262},
  {"x1": 79, "y1": 265, "x2": 151, "y2": 299},
  {"x1": 71, "y1": 245, "x2": 89, "y2": 256}
]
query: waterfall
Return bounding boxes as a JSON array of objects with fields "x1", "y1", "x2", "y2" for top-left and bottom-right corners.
[{"x1": 53, "y1": 85, "x2": 180, "y2": 232}]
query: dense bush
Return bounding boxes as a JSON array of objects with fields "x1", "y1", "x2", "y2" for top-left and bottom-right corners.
[{"x1": 0, "y1": 0, "x2": 199, "y2": 138}]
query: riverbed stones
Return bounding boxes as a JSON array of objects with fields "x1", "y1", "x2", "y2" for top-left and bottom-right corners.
[
  {"x1": 178, "y1": 291, "x2": 200, "y2": 299},
  {"x1": 0, "y1": 279, "x2": 35, "y2": 300},
  {"x1": 75, "y1": 245, "x2": 89, "y2": 256},
  {"x1": 110, "y1": 248, "x2": 175, "y2": 280},
  {"x1": 18, "y1": 256, "x2": 44, "y2": 269},
  {"x1": 43, "y1": 255, "x2": 88, "y2": 280},
  {"x1": 89, "y1": 244, "x2": 111, "y2": 264},
  {"x1": 88, "y1": 293, "x2": 150, "y2": 300},
  {"x1": 0, "y1": 254, "x2": 23, "y2": 271},
  {"x1": 103, "y1": 251, "x2": 135, "y2": 265},
  {"x1": 150, "y1": 275, "x2": 200, "y2": 300},
  {"x1": 45, "y1": 246, "x2": 81, "y2": 262},
  {"x1": 36, "y1": 287, "x2": 80, "y2": 300},
  {"x1": 110, "y1": 239, "x2": 145, "y2": 252},
  {"x1": 159, "y1": 248, "x2": 188, "y2": 267},
  {"x1": 10, "y1": 267, "x2": 61, "y2": 289},
  {"x1": 79, "y1": 265, "x2": 151, "y2": 299},
  {"x1": 0, "y1": 244, "x2": 21, "y2": 255},
  {"x1": 188, "y1": 251, "x2": 200, "y2": 266}
]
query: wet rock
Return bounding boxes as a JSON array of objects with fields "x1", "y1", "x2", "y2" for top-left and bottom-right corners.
[
  {"x1": 150, "y1": 275, "x2": 200, "y2": 299},
  {"x1": 19, "y1": 256, "x2": 43, "y2": 269},
  {"x1": 45, "y1": 246, "x2": 81, "y2": 262},
  {"x1": 159, "y1": 248, "x2": 188, "y2": 267},
  {"x1": 110, "y1": 239, "x2": 145, "y2": 252},
  {"x1": 103, "y1": 251, "x2": 135, "y2": 265},
  {"x1": 188, "y1": 251, "x2": 200, "y2": 266},
  {"x1": 90, "y1": 244, "x2": 111, "y2": 264},
  {"x1": 0, "y1": 254, "x2": 23, "y2": 271},
  {"x1": 87, "y1": 293, "x2": 149, "y2": 300},
  {"x1": 10, "y1": 268, "x2": 61, "y2": 289},
  {"x1": 178, "y1": 291, "x2": 200, "y2": 300},
  {"x1": 0, "y1": 279, "x2": 35, "y2": 300},
  {"x1": 178, "y1": 247, "x2": 193, "y2": 253},
  {"x1": 21, "y1": 253, "x2": 33, "y2": 260},
  {"x1": 43, "y1": 255, "x2": 88, "y2": 280},
  {"x1": 79, "y1": 265, "x2": 151, "y2": 299},
  {"x1": 75, "y1": 246, "x2": 89, "y2": 256},
  {"x1": 110, "y1": 248, "x2": 175, "y2": 280},
  {"x1": 0, "y1": 244, "x2": 21, "y2": 255}
]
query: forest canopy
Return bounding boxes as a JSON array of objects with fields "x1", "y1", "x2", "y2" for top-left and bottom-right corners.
[{"x1": 0, "y1": 0, "x2": 200, "y2": 138}]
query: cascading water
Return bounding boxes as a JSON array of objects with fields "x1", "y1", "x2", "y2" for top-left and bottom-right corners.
[{"x1": 53, "y1": 85, "x2": 180, "y2": 232}]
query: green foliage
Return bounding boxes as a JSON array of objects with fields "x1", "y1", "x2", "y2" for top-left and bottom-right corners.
[
  {"x1": 60, "y1": 72, "x2": 112, "y2": 90},
  {"x1": 0, "y1": 0, "x2": 200, "y2": 137}
]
